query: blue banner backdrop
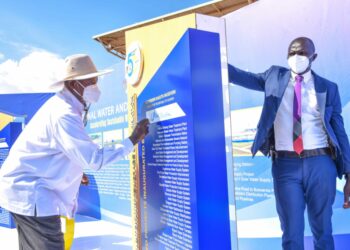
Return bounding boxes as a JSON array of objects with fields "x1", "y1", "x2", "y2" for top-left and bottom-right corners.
[
  {"x1": 78, "y1": 63, "x2": 132, "y2": 226},
  {"x1": 224, "y1": 0, "x2": 350, "y2": 249}
]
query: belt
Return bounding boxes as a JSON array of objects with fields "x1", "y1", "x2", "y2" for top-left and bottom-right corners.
[{"x1": 272, "y1": 147, "x2": 332, "y2": 159}]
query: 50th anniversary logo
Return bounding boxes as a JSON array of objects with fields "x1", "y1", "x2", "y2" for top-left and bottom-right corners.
[{"x1": 125, "y1": 41, "x2": 144, "y2": 87}]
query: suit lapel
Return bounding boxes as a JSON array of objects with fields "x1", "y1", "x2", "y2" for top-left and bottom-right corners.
[{"x1": 313, "y1": 71, "x2": 327, "y2": 122}]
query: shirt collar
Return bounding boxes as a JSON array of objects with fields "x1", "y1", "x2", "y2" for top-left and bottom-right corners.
[
  {"x1": 57, "y1": 87, "x2": 85, "y2": 115},
  {"x1": 291, "y1": 70, "x2": 313, "y2": 83}
]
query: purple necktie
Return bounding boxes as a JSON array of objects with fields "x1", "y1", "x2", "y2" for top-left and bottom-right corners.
[{"x1": 293, "y1": 75, "x2": 304, "y2": 154}]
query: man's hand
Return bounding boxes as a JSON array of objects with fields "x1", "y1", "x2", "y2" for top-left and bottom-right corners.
[
  {"x1": 81, "y1": 173, "x2": 89, "y2": 186},
  {"x1": 129, "y1": 118, "x2": 150, "y2": 145},
  {"x1": 343, "y1": 175, "x2": 350, "y2": 209}
]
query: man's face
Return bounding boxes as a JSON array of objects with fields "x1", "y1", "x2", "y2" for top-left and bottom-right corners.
[
  {"x1": 287, "y1": 38, "x2": 316, "y2": 60},
  {"x1": 74, "y1": 77, "x2": 98, "y2": 95},
  {"x1": 287, "y1": 37, "x2": 317, "y2": 75},
  {"x1": 65, "y1": 77, "x2": 98, "y2": 99}
]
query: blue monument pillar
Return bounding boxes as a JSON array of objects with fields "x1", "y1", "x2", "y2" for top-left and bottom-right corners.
[{"x1": 137, "y1": 29, "x2": 231, "y2": 249}]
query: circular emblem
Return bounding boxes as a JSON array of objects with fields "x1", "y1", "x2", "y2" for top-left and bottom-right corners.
[{"x1": 125, "y1": 42, "x2": 144, "y2": 86}]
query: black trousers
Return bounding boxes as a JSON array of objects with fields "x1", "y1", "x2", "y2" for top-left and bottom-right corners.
[{"x1": 11, "y1": 212, "x2": 64, "y2": 250}]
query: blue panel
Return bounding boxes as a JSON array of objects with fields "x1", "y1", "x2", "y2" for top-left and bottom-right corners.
[
  {"x1": 0, "y1": 94, "x2": 50, "y2": 229},
  {"x1": 137, "y1": 29, "x2": 231, "y2": 249},
  {"x1": 189, "y1": 29, "x2": 231, "y2": 250},
  {"x1": 0, "y1": 123, "x2": 23, "y2": 228},
  {"x1": 0, "y1": 93, "x2": 54, "y2": 124}
]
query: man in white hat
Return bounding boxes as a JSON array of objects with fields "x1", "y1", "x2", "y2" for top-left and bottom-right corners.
[{"x1": 0, "y1": 54, "x2": 149, "y2": 250}]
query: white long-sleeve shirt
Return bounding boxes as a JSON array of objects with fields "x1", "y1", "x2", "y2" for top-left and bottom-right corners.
[
  {"x1": 0, "y1": 88, "x2": 133, "y2": 218},
  {"x1": 274, "y1": 71, "x2": 328, "y2": 151}
]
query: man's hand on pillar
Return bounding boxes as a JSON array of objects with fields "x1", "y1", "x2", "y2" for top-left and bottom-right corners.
[
  {"x1": 129, "y1": 118, "x2": 150, "y2": 145},
  {"x1": 81, "y1": 173, "x2": 89, "y2": 186}
]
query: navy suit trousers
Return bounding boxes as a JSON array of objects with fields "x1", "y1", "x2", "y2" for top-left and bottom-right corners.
[{"x1": 272, "y1": 154, "x2": 337, "y2": 250}]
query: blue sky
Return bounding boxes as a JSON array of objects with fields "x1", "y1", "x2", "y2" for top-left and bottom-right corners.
[
  {"x1": 0, "y1": 0, "x2": 210, "y2": 67},
  {"x1": 0, "y1": 0, "x2": 210, "y2": 93}
]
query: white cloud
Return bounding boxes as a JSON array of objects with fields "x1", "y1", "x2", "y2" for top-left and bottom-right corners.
[{"x1": 0, "y1": 49, "x2": 65, "y2": 93}]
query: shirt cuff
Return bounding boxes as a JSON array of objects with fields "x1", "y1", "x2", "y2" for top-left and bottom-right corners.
[{"x1": 122, "y1": 138, "x2": 135, "y2": 155}]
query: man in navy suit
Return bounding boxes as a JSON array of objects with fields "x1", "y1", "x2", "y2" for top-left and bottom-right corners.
[{"x1": 229, "y1": 37, "x2": 350, "y2": 250}]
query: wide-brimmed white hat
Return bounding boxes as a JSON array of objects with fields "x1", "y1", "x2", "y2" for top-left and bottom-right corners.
[{"x1": 51, "y1": 54, "x2": 113, "y2": 89}]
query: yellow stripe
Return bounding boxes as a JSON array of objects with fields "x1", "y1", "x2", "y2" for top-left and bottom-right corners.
[
  {"x1": 125, "y1": 14, "x2": 197, "y2": 250},
  {"x1": 125, "y1": 13, "x2": 196, "y2": 96},
  {"x1": 0, "y1": 112, "x2": 15, "y2": 131}
]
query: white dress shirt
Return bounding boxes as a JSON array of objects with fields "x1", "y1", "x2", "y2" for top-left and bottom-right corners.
[
  {"x1": 274, "y1": 71, "x2": 328, "y2": 151},
  {"x1": 0, "y1": 88, "x2": 134, "y2": 218}
]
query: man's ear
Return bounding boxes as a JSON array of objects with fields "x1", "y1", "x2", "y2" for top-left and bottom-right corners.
[
  {"x1": 311, "y1": 53, "x2": 318, "y2": 62},
  {"x1": 63, "y1": 81, "x2": 69, "y2": 89},
  {"x1": 64, "y1": 80, "x2": 73, "y2": 88},
  {"x1": 69, "y1": 80, "x2": 80, "y2": 91},
  {"x1": 65, "y1": 81, "x2": 80, "y2": 94}
]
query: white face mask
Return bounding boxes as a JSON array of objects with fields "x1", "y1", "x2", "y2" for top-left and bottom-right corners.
[
  {"x1": 77, "y1": 81, "x2": 101, "y2": 104},
  {"x1": 288, "y1": 55, "x2": 311, "y2": 74}
]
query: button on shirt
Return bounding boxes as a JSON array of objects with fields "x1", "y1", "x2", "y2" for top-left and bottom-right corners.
[
  {"x1": 274, "y1": 71, "x2": 328, "y2": 151},
  {"x1": 0, "y1": 88, "x2": 134, "y2": 218}
]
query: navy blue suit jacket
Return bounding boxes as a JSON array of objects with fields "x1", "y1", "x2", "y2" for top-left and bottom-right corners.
[{"x1": 228, "y1": 64, "x2": 350, "y2": 178}]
